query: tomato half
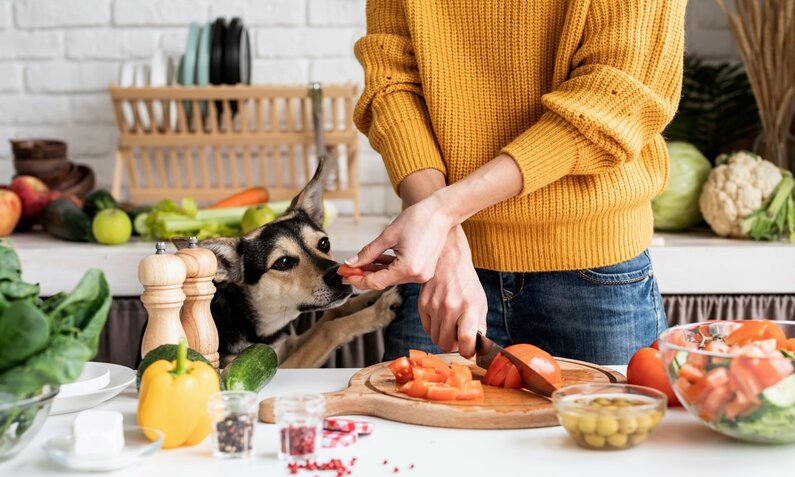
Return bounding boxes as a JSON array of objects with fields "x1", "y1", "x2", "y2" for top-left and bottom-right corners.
[
  {"x1": 785, "y1": 338, "x2": 795, "y2": 352},
  {"x1": 336, "y1": 264, "x2": 365, "y2": 278},
  {"x1": 505, "y1": 344, "x2": 563, "y2": 386},
  {"x1": 503, "y1": 365, "x2": 522, "y2": 389},
  {"x1": 388, "y1": 357, "x2": 413, "y2": 384},
  {"x1": 726, "y1": 321, "x2": 787, "y2": 349},
  {"x1": 482, "y1": 354, "x2": 509, "y2": 386},
  {"x1": 627, "y1": 347, "x2": 679, "y2": 406}
]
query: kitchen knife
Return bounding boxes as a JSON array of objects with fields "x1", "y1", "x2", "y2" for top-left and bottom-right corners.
[{"x1": 475, "y1": 331, "x2": 558, "y2": 398}]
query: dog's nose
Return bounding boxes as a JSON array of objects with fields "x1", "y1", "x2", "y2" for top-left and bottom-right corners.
[{"x1": 323, "y1": 264, "x2": 345, "y2": 288}]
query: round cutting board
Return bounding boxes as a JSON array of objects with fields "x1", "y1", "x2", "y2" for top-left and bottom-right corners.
[{"x1": 260, "y1": 355, "x2": 624, "y2": 429}]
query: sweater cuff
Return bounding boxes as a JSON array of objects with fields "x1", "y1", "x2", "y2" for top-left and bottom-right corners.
[
  {"x1": 369, "y1": 92, "x2": 446, "y2": 193},
  {"x1": 501, "y1": 112, "x2": 583, "y2": 197}
]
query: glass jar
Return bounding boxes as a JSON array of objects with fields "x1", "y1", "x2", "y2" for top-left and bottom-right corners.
[
  {"x1": 274, "y1": 394, "x2": 325, "y2": 462},
  {"x1": 208, "y1": 391, "x2": 257, "y2": 459}
]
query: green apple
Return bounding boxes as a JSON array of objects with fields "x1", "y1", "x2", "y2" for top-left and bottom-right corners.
[
  {"x1": 241, "y1": 205, "x2": 277, "y2": 234},
  {"x1": 92, "y1": 209, "x2": 132, "y2": 245}
]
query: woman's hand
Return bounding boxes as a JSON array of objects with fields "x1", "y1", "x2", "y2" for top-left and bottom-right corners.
[
  {"x1": 344, "y1": 194, "x2": 456, "y2": 290},
  {"x1": 418, "y1": 226, "x2": 487, "y2": 358}
]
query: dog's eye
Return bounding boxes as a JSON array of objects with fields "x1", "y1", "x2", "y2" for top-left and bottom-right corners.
[
  {"x1": 317, "y1": 237, "x2": 330, "y2": 253},
  {"x1": 271, "y1": 256, "x2": 296, "y2": 271}
]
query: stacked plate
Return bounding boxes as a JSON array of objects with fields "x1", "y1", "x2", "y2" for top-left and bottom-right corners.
[
  {"x1": 50, "y1": 362, "x2": 136, "y2": 415},
  {"x1": 118, "y1": 18, "x2": 251, "y2": 132}
]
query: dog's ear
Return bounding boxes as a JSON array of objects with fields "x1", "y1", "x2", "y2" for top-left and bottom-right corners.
[
  {"x1": 287, "y1": 157, "x2": 326, "y2": 228},
  {"x1": 199, "y1": 236, "x2": 243, "y2": 283}
]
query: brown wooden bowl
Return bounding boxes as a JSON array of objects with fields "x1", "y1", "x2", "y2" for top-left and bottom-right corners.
[
  {"x1": 13, "y1": 157, "x2": 70, "y2": 181},
  {"x1": 55, "y1": 164, "x2": 95, "y2": 198},
  {"x1": 10, "y1": 139, "x2": 67, "y2": 159}
]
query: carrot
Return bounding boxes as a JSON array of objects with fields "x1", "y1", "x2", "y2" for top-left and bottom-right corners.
[{"x1": 208, "y1": 187, "x2": 270, "y2": 209}]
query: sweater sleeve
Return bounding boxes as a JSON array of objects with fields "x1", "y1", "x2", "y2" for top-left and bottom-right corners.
[
  {"x1": 501, "y1": 0, "x2": 686, "y2": 197},
  {"x1": 353, "y1": 0, "x2": 446, "y2": 193}
]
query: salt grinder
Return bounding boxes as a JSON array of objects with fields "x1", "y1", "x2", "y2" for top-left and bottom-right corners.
[
  {"x1": 138, "y1": 241, "x2": 187, "y2": 358},
  {"x1": 176, "y1": 237, "x2": 220, "y2": 368}
]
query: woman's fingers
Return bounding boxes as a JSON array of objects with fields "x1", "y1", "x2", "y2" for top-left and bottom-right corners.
[
  {"x1": 456, "y1": 307, "x2": 483, "y2": 358},
  {"x1": 345, "y1": 232, "x2": 394, "y2": 267}
]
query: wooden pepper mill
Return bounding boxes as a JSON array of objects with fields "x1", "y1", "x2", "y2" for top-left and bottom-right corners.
[
  {"x1": 139, "y1": 242, "x2": 187, "y2": 358},
  {"x1": 176, "y1": 237, "x2": 220, "y2": 368}
]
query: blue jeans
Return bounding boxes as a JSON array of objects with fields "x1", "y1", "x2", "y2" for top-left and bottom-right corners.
[{"x1": 383, "y1": 250, "x2": 666, "y2": 365}]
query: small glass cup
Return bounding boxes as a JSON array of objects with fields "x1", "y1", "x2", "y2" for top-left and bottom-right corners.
[
  {"x1": 208, "y1": 391, "x2": 257, "y2": 459},
  {"x1": 274, "y1": 394, "x2": 325, "y2": 462}
]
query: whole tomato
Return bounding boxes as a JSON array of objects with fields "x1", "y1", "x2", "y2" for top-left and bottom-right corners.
[{"x1": 627, "y1": 347, "x2": 680, "y2": 406}]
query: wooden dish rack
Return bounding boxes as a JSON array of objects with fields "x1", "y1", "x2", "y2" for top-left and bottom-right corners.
[{"x1": 108, "y1": 83, "x2": 361, "y2": 220}]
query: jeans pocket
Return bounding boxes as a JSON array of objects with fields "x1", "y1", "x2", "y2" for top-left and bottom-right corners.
[{"x1": 575, "y1": 250, "x2": 653, "y2": 286}]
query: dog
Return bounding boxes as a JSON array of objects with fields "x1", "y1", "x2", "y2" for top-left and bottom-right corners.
[{"x1": 174, "y1": 159, "x2": 401, "y2": 368}]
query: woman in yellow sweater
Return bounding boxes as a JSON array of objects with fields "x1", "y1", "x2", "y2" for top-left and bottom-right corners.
[{"x1": 347, "y1": 0, "x2": 686, "y2": 365}]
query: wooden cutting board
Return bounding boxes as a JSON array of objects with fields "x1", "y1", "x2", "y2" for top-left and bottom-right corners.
[{"x1": 259, "y1": 355, "x2": 625, "y2": 429}]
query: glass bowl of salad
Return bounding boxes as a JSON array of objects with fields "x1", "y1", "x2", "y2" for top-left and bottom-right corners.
[{"x1": 658, "y1": 320, "x2": 795, "y2": 444}]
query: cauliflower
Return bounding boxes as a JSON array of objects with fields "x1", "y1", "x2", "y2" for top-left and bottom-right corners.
[{"x1": 699, "y1": 151, "x2": 794, "y2": 240}]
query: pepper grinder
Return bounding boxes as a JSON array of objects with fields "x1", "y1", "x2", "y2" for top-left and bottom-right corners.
[
  {"x1": 176, "y1": 237, "x2": 220, "y2": 368},
  {"x1": 139, "y1": 242, "x2": 187, "y2": 358}
]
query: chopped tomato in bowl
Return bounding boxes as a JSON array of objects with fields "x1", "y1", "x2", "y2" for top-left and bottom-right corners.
[{"x1": 657, "y1": 320, "x2": 795, "y2": 444}]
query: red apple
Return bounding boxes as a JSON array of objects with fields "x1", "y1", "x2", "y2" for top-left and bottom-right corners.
[
  {"x1": 10, "y1": 175, "x2": 49, "y2": 220},
  {"x1": 0, "y1": 189, "x2": 22, "y2": 236}
]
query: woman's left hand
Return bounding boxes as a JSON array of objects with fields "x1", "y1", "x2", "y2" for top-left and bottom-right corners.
[{"x1": 344, "y1": 194, "x2": 456, "y2": 290}]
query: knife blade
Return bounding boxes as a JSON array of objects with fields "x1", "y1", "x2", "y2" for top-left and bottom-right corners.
[{"x1": 475, "y1": 331, "x2": 558, "y2": 398}]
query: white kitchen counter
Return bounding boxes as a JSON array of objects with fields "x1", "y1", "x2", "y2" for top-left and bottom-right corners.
[
  {"x1": 0, "y1": 367, "x2": 786, "y2": 477},
  {"x1": 8, "y1": 219, "x2": 795, "y2": 296}
]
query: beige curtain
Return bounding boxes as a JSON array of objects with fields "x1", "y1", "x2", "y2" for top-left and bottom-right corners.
[{"x1": 664, "y1": 295, "x2": 795, "y2": 326}]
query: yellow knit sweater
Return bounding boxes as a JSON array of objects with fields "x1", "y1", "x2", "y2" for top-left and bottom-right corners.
[{"x1": 353, "y1": 0, "x2": 686, "y2": 272}]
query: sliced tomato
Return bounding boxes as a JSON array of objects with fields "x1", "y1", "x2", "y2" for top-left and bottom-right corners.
[
  {"x1": 446, "y1": 365, "x2": 473, "y2": 389},
  {"x1": 490, "y1": 360, "x2": 512, "y2": 388},
  {"x1": 336, "y1": 264, "x2": 365, "y2": 278},
  {"x1": 785, "y1": 338, "x2": 795, "y2": 352},
  {"x1": 450, "y1": 363, "x2": 473, "y2": 380},
  {"x1": 726, "y1": 320, "x2": 787, "y2": 349},
  {"x1": 697, "y1": 383, "x2": 733, "y2": 422},
  {"x1": 404, "y1": 379, "x2": 430, "y2": 399},
  {"x1": 425, "y1": 384, "x2": 459, "y2": 401},
  {"x1": 388, "y1": 357, "x2": 413, "y2": 384},
  {"x1": 724, "y1": 389, "x2": 761, "y2": 421},
  {"x1": 456, "y1": 381, "x2": 484, "y2": 401},
  {"x1": 505, "y1": 344, "x2": 563, "y2": 386},
  {"x1": 503, "y1": 364, "x2": 522, "y2": 389},
  {"x1": 420, "y1": 356, "x2": 451, "y2": 379},
  {"x1": 731, "y1": 355, "x2": 794, "y2": 391},
  {"x1": 681, "y1": 367, "x2": 730, "y2": 405},
  {"x1": 679, "y1": 363, "x2": 706, "y2": 383},
  {"x1": 482, "y1": 354, "x2": 509, "y2": 386},
  {"x1": 408, "y1": 349, "x2": 429, "y2": 366},
  {"x1": 412, "y1": 367, "x2": 445, "y2": 383},
  {"x1": 398, "y1": 381, "x2": 414, "y2": 393}
]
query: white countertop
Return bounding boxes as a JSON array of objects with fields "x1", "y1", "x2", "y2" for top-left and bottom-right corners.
[
  {"x1": 9, "y1": 219, "x2": 795, "y2": 296},
  {"x1": 0, "y1": 367, "x2": 786, "y2": 477}
]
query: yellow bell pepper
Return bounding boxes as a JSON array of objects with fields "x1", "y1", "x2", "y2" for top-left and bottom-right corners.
[{"x1": 137, "y1": 340, "x2": 220, "y2": 449}]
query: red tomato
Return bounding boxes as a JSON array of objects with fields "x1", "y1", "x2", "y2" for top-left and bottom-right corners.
[
  {"x1": 446, "y1": 365, "x2": 473, "y2": 389},
  {"x1": 425, "y1": 384, "x2": 459, "y2": 401},
  {"x1": 679, "y1": 363, "x2": 706, "y2": 383},
  {"x1": 412, "y1": 367, "x2": 446, "y2": 383},
  {"x1": 388, "y1": 357, "x2": 413, "y2": 384},
  {"x1": 404, "y1": 379, "x2": 430, "y2": 399},
  {"x1": 785, "y1": 338, "x2": 795, "y2": 352},
  {"x1": 726, "y1": 320, "x2": 787, "y2": 349},
  {"x1": 723, "y1": 389, "x2": 760, "y2": 421},
  {"x1": 650, "y1": 340, "x2": 659, "y2": 350},
  {"x1": 627, "y1": 347, "x2": 679, "y2": 406},
  {"x1": 697, "y1": 382, "x2": 733, "y2": 422},
  {"x1": 408, "y1": 349, "x2": 428, "y2": 366},
  {"x1": 336, "y1": 264, "x2": 365, "y2": 278},
  {"x1": 456, "y1": 381, "x2": 484, "y2": 401},
  {"x1": 731, "y1": 355, "x2": 794, "y2": 391},
  {"x1": 505, "y1": 344, "x2": 563, "y2": 386},
  {"x1": 420, "y1": 356, "x2": 451, "y2": 379},
  {"x1": 503, "y1": 365, "x2": 522, "y2": 389},
  {"x1": 482, "y1": 354, "x2": 509, "y2": 386},
  {"x1": 681, "y1": 367, "x2": 730, "y2": 406}
]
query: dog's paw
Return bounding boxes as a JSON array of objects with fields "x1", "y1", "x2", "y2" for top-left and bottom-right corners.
[{"x1": 372, "y1": 286, "x2": 402, "y2": 327}]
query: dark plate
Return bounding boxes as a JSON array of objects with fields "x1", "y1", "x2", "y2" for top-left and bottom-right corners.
[
  {"x1": 14, "y1": 157, "x2": 70, "y2": 181},
  {"x1": 209, "y1": 17, "x2": 226, "y2": 86},
  {"x1": 224, "y1": 18, "x2": 243, "y2": 85}
]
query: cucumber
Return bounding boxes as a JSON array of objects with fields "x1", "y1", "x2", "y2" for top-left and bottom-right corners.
[
  {"x1": 83, "y1": 189, "x2": 117, "y2": 218},
  {"x1": 137, "y1": 344, "x2": 212, "y2": 390},
  {"x1": 221, "y1": 344, "x2": 278, "y2": 393},
  {"x1": 762, "y1": 374, "x2": 795, "y2": 408},
  {"x1": 41, "y1": 199, "x2": 93, "y2": 242},
  {"x1": 670, "y1": 350, "x2": 688, "y2": 374}
]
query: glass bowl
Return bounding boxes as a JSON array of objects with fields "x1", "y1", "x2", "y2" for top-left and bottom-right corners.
[
  {"x1": 552, "y1": 383, "x2": 666, "y2": 450},
  {"x1": 658, "y1": 320, "x2": 795, "y2": 444},
  {"x1": 0, "y1": 385, "x2": 59, "y2": 461},
  {"x1": 42, "y1": 426, "x2": 164, "y2": 472}
]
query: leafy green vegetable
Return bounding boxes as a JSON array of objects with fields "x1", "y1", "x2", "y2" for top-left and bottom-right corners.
[
  {"x1": 142, "y1": 197, "x2": 246, "y2": 240},
  {"x1": 0, "y1": 240, "x2": 22, "y2": 283},
  {"x1": 652, "y1": 142, "x2": 712, "y2": 231},
  {"x1": 0, "y1": 335, "x2": 92, "y2": 397},
  {"x1": 740, "y1": 173, "x2": 795, "y2": 242},
  {"x1": 0, "y1": 301, "x2": 51, "y2": 372},
  {"x1": 717, "y1": 403, "x2": 795, "y2": 443}
]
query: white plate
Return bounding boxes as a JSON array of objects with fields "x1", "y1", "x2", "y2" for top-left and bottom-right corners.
[
  {"x1": 51, "y1": 363, "x2": 135, "y2": 416},
  {"x1": 149, "y1": 50, "x2": 168, "y2": 129},
  {"x1": 134, "y1": 64, "x2": 151, "y2": 131},
  {"x1": 119, "y1": 62, "x2": 136, "y2": 130},
  {"x1": 42, "y1": 426, "x2": 163, "y2": 472},
  {"x1": 57, "y1": 362, "x2": 110, "y2": 399}
]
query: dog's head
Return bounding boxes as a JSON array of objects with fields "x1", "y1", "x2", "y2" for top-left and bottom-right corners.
[{"x1": 175, "y1": 159, "x2": 352, "y2": 337}]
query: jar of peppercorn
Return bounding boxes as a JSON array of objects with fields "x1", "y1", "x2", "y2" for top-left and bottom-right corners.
[
  {"x1": 274, "y1": 394, "x2": 326, "y2": 462},
  {"x1": 208, "y1": 391, "x2": 258, "y2": 458}
]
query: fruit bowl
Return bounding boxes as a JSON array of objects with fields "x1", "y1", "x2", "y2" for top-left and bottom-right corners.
[
  {"x1": 658, "y1": 320, "x2": 795, "y2": 444},
  {"x1": 552, "y1": 383, "x2": 666, "y2": 450},
  {"x1": 0, "y1": 385, "x2": 60, "y2": 461}
]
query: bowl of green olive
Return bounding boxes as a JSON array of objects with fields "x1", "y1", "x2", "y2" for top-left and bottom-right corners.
[{"x1": 552, "y1": 383, "x2": 666, "y2": 450}]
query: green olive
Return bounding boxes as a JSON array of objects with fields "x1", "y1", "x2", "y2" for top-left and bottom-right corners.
[
  {"x1": 630, "y1": 432, "x2": 649, "y2": 446},
  {"x1": 607, "y1": 432, "x2": 628, "y2": 447},
  {"x1": 561, "y1": 414, "x2": 580, "y2": 433},
  {"x1": 577, "y1": 413, "x2": 598, "y2": 434},
  {"x1": 650, "y1": 411, "x2": 664, "y2": 427},
  {"x1": 613, "y1": 399, "x2": 630, "y2": 407},
  {"x1": 594, "y1": 398, "x2": 611, "y2": 407},
  {"x1": 636, "y1": 415, "x2": 653, "y2": 433},
  {"x1": 618, "y1": 415, "x2": 639, "y2": 434},
  {"x1": 584, "y1": 433, "x2": 606, "y2": 448},
  {"x1": 596, "y1": 415, "x2": 619, "y2": 437}
]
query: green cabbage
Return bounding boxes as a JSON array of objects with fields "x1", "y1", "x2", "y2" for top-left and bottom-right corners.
[{"x1": 652, "y1": 142, "x2": 712, "y2": 231}]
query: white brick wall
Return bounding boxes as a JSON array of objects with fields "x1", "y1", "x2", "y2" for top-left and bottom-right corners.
[{"x1": 0, "y1": 0, "x2": 741, "y2": 217}]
